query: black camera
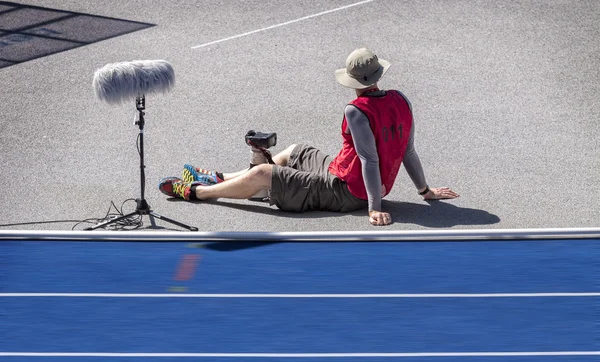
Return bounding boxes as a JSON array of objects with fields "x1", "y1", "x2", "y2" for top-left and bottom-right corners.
[{"x1": 245, "y1": 130, "x2": 277, "y2": 149}]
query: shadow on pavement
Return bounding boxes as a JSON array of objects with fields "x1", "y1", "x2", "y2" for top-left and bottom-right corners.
[
  {"x1": 384, "y1": 200, "x2": 501, "y2": 228},
  {"x1": 0, "y1": 1, "x2": 154, "y2": 69}
]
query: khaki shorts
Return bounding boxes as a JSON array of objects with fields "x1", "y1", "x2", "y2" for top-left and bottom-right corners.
[{"x1": 269, "y1": 144, "x2": 368, "y2": 213}]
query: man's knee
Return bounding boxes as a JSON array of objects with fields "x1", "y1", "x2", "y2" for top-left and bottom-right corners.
[
  {"x1": 248, "y1": 164, "x2": 273, "y2": 188},
  {"x1": 285, "y1": 144, "x2": 297, "y2": 153}
]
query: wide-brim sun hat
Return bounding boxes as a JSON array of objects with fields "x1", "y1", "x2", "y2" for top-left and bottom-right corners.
[{"x1": 335, "y1": 48, "x2": 391, "y2": 89}]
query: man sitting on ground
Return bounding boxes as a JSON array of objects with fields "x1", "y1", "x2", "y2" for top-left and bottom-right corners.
[{"x1": 159, "y1": 48, "x2": 459, "y2": 226}]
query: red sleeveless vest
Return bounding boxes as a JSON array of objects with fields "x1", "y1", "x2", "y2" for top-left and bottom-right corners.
[{"x1": 328, "y1": 91, "x2": 413, "y2": 200}]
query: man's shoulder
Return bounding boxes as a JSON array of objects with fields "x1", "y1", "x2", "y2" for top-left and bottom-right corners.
[
  {"x1": 388, "y1": 89, "x2": 408, "y2": 97},
  {"x1": 388, "y1": 90, "x2": 412, "y2": 111}
]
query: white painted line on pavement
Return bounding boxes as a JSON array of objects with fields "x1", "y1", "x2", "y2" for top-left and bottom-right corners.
[{"x1": 191, "y1": 0, "x2": 375, "y2": 49}]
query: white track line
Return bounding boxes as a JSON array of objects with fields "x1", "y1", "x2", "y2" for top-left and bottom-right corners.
[
  {"x1": 1, "y1": 352, "x2": 599, "y2": 357},
  {"x1": 2, "y1": 292, "x2": 599, "y2": 298},
  {"x1": 191, "y1": 0, "x2": 375, "y2": 49}
]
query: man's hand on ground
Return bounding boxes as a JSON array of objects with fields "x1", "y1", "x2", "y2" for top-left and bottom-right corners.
[
  {"x1": 369, "y1": 210, "x2": 392, "y2": 226},
  {"x1": 423, "y1": 187, "x2": 460, "y2": 200}
]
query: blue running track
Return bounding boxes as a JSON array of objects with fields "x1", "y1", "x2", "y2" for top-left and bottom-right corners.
[{"x1": 1, "y1": 238, "x2": 598, "y2": 361}]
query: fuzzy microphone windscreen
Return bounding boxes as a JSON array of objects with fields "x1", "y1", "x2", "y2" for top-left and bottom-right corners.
[{"x1": 93, "y1": 60, "x2": 175, "y2": 105}]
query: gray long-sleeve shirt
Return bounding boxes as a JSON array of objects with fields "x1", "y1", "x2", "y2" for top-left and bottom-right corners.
[{"x1": 344, "y1": 90, "x2": 427, "y2": 211}]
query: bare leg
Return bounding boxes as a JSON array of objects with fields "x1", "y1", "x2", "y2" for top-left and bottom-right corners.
[
  {"x1": 222, "y1": 168, "x2": 250, "y2": 181},
  {"x1": 220, "y1": 144, "x2": 297, "y2": 181},
  {"x1": 195, "y1": 164, "x2": 273, "y2": 200}
]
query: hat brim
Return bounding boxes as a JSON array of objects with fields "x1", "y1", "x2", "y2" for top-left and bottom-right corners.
[{"x1": 335, "y1": 58, "x2": 391, "y2": 89}]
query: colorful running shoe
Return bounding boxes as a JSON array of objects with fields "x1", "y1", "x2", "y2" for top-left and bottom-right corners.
[
  {"x1": 182, "y1": 164, "x2": 223, "y2": 184},
  {"x1": 158, "y1": 177, "x2": 199, "y2": 200}
]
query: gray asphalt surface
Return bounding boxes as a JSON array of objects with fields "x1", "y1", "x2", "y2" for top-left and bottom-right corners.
[{"x1": 1, "y1": 0, "x2": 598, "y2": 232}]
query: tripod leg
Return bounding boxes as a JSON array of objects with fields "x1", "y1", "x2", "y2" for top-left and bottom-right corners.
[
  {"x1": 84, "y1": 211, "x2": 141, "y2": 231},
  {"x1": 148, "y1": 214, "x2": 158, "y2": 228},
  {"x1": 149, "y1": 211, "x2": 199, "y2": 231}
]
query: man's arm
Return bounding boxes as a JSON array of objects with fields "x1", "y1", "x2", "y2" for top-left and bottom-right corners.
[
  {"x1": 403, "y1": 122, "x2": 428, "y2": 190},
  {"x1": 344, "y1": 105, "x2": 388, "y2": 225}
]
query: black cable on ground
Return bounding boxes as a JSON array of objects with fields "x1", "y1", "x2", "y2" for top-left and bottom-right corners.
[{"x1": 0, "y1": 199, "x2": 144, "y2": 231}]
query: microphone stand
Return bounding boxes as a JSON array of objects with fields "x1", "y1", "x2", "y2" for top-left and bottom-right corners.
[{"x1": 86, "y1": 95, "x2": 198, "y2": 231}]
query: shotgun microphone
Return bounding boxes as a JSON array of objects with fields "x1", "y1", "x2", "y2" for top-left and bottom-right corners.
[{"x1": 92, "y1": 59, "x2": 175, "y2": 105}]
